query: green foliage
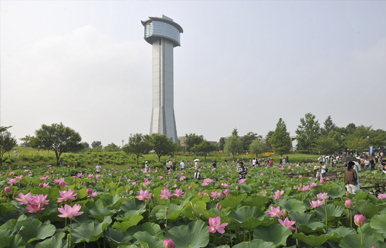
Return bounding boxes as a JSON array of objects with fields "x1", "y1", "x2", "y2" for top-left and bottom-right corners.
[
  {"x1": 295, "y1": 113, "x2": 320, "y2": 153},
  {"x1": 271, "y1": 118, "x2": 292, "y2": 156},
  {"x1": 122, "y1": 134, "x2": 153, "y2": 165},
  {"x1": 184, "y1": 133, "x2": 204, "y2": 152},
  {"x1": 249, "y1": 139, "x2": 268, "y2": 157},
  {"x1": 91, "y1": 141, "x2": 102, "y2": 149},
  {"x1": 224, "y1": 135, "x2": 243, "y2": 159},
  {"x1": 148, "y1": 133, "x2": 175, "y2": 162},
  {"x1": 29, "y1": 123, "x2": 83, "y2": 165},
  {"x1": 218, "y1": 137, "x2": 226, "y2": 151},
  {"x1": 0, "y1": 128, "x2": 17, "y2": 166},
  {"x1": 241, "y1": 132, "x2": 262, "y2": 151},
  {"x1": 191, "y1": 141, "x2": 215, "y2": 161}
]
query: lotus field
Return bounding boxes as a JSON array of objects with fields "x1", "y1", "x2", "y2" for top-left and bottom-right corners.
[{"x1": 1, "y1": 162, "x2": 386, "y2": 248}]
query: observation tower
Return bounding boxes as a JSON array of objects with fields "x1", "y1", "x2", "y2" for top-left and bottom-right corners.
[{"x1": 141, "y1": 15, "x2": 183, "y2": 143}]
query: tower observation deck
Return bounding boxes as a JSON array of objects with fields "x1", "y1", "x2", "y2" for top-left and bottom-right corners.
[{"x1": 141, "y1": 15, "x2": 183, "y2": 143}]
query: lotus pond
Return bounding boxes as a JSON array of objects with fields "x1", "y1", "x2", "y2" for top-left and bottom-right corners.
[{"x1": 1, "y1": 162, "x2": 386, "y2": 248}]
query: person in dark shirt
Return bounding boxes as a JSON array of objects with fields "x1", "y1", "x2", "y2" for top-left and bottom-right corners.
[
  {"x1": 370, "y1": 157, "x2": 375, "y2": 171},
  {"x1": 237, "y1": 162, "x2": 248, "y2": 179},
  {"x1": 345, "y1": 162, "x2": 358, "y2": 194},
  {"x1": 212, "y1": 160, "x2": 217, "y2": 169}
]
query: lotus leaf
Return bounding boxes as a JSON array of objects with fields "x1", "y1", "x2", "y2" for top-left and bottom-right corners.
[
  {"x1": 165, "y1": 220, "x2": 209, "y2": 248},
  {"x1": 288, "y1": 212, "x2": 325, "y2": 234},
  {"x1": 292, "y1": 232, "x2": 333, "y2": 247},
  {"x1": 232, "y1": 239, "x2": 275, "y2": 248},
  {"x1": 19, "y1": 218, "x2": 56, "y2": 244},
  {"x1": 253, "y1": 223, "x2": 292, "y2": 247}
]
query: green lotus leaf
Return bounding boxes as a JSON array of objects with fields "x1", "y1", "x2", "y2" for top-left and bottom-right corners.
[
  {"x1": 165, "y1": 220, "x2": 209, "y2": 248},
  {"x1": 288, "y1": 212, "x2": 325, "y2": 234},
  {"x1": 0, "y1": 234, "x2": 25, "y2": 248},
  {"x1": 326, "y1": 226, "x2": 356, "y2": 243},
  {"x1": 126, "y1": 223, "x2": 163, "y2": 239},
  {"x1": 112, "y1": 215, "x2": 144, "y2": 232},
  {"x1": 154, "y1": 203, "x2": 183, "y2": 221},
  {"x1": 182, "y1": 200, "x2": 207, "y2": 219},
  {"x1": 243, "y1": 196, "x2": 270, "y2": 208},
  {"x1": 355, "y1": 201, "x2": 379, "y2": 219},
  {"x1": 0, "y1": 215, "x2": 26, "y2": 236},
  {"x1": 339, "y1": 233, "x2": 386, "y2": 248},
  {"x1": 0, "y1": 202, "x2": 16, "y2": 217},
  {"x1": 229, "y1": 206, "x2": 270, "y2": 230},
  {"x1": 71, "y1": 220, "x2": 110, "y2": 243},
  {"x1": 233, "y1": 239, "x2": 275, "y2": 248},
  {"x1": 19, "y1": 218, "x2": 56, "y2": 244},
  {"x1": 34, "y1": 232, "x2": 66, "y2": 248},
  {"x1": 278, "y1": 199, "x2": 306, "y2": 213},
  {"x1": 362, "y1": 223, "x2": 385, "y2": 242},
  {"x1": 119, "y1": 199, "x2": 146, "y2": 218},
  {"x1": 370, "y1": 213, "x2": 386, "y2": 238},
  {"x1": 117, "y1": 245, "x2": 138, "y2": 248},
  {"x1": 239, "y1": 184, "x2": 252, "y2": 193},
  {"x1": 315, "y1": 204, "x2": 344, "y2": 222},
  {"x1": 134, "y1": 231, "x2": 163, "y2": 248},
  {"x1": 99, "y1": 193, "x2": 121, "y2": 206},
  {"x1": 328, "y1": 187, "x2": 345, "y2": 199},
  {"x1": 104, "y1": 227, "x2": 134, "y2": 248},
  {"x1": 253, "y1": 223, "x2": 292, "y2": 247},
  {"x1": 292, "y1": 232, "x2": 332, "y2": 247},
  {"x1": 215, "y1": 246, "x2": 230, "y2": 248},
  {"x1": 219, "y1": 193, "x2": 247, "y2": 210},
  {"x1": 88, "y1": 198, "x2": 117, "y2": 221},
  {"x1": 76, "y1": 188, "x2": 89, "y2": 200}
]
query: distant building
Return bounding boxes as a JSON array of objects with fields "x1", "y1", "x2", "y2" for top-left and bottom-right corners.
[{"x1": 142, "y1": 15, "x2": 183, "y2": 143}]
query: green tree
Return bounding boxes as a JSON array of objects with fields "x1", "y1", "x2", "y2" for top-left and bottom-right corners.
[
  {"x1": 232, "y1": 128, "x2": 238, "y2": 137},
  {"x1": 123, "y1": 133, "x2": 153, "y2": 165},
  {"x1": 265, "y1": 131, "x2": 274, "y2": 150},
  {"x1": 184, "y1": 133, "x2": 204, "y2": 152},
  {"x1": 249, "y1": 139, "x2": 268, "y2": 157},
  {"x1": 321, "y1": 116, "x2": 336, "y2": 136},
  {"x1": 30, "y1": 123, "x2": 83, "y2": 166},
  {"x1": 104, "y1": 143, "x2": 120, "y2": 152},
  {"x1": 148, "y1": 133, "x2": 175, "y2": 162},
  {"x1": 224, "y1": 135, "x2": 243, "y2": 159},
  {"x1": 271, "y1": 118, "x2": 292, "y2": 156},
  {"x1": 91, "y1": 141, "x2": 102, "y2": 149},
  {"x1": 218, "y1": 137, "x2": 226, "y2": 151},
  {"x1": 295, "y1": 113, "x2": 320, "y2": 153},
  {"x1": 20, "y1": 135, "x2": 31, "y2": 147},
  {"x1": 241, "y1": 132, "x2": 262, "y2": 151},
  {"x1": 81, "y1": 142, "x2": 90, "y2": 150},
  {"x1": 191, "y1": 141, "x2": 215, "y2": 162},
  {"x1": 316, "y1": 130, "x2": 342, "y2": 154},
  {"x1": 370, "y1": 129, "x2": 386, "y2": 148},
  {"x1": 346, "y1": 137, "x2": 368, "y2": 153},
  {"x1": 0, "y1": 127, "x2": 17, "y2": 166}
]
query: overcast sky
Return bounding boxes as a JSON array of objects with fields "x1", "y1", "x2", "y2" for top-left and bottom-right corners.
[{"x1": 1, "y1": 1, "x2": 386, "y2": 146}]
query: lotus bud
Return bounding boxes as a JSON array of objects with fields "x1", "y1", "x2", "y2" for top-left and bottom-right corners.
[
  {"x1": 346, "y1": 191, "x2": 350, "y2": 197},
  {"x1": 73, "y1": 179, "x2": 76, "y2": 184},
  {"x1": 126, "y1": 188, "x2": 130, "y2": 194},
  {"x1": 198, "y1": 192, "x2": 202, "y2": 199},
  {"x1": 216, "y1": 202, "x2": 222, "y2": 211},
  {"x1": 4, "y1": 186, "x2": 11, "y2": 194},
  {"x1": 188, "y1": 185, "x2": 193, "y2": 191},
  {"x1": 236, "y1": 185, "x2": 239, "y2": 191},
  {"x1": 39, "y1": 183, "x2": 43, "y2": 188},
  {"x1": 119, "y1": 178, "x2": 123, "y2": 182},
  {"x1": 354, "y1": 214, "x2": 365, "y2": 227},
  {"x1": 217, "y1": 183, "x2": 220, "y2": 187},
  {"x1": 323, "y1": 199, "x2": 327, "y2": 206},
  {"x1": 163, "y1": 238, "x2": 175, "y2": 248},
  {"x1": 345, "y1": 199, "x2": 353, "y2": 209},
  {"x1": 165, "y1": 208, "x2": 169, "y2": 215},
  {"x1": 59, "y1": 181, "x2": 66, "y2": 188},
  {"x1": 282, "y1": 209, "x2": 287, "y2": 217},
  {"x1": 87, "y1": 188, "x2": 93, "y2": 195}
]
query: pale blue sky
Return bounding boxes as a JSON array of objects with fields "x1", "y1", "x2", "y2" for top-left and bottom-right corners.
[{"x1": 1, "y1": 1, "x2": 386, "y2": 146}]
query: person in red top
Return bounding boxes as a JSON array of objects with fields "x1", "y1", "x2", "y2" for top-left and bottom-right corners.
[{"x1": 270, "y1": 158, "x2": 273, "y2": 167}]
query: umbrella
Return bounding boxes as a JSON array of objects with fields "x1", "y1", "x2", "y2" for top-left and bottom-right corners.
[
  {"x1": 341, "y1": 156, "x2": 360, "y2": 162},
  {"x1": 194, "y1": 159, "x2": 199, "y2": 162}
]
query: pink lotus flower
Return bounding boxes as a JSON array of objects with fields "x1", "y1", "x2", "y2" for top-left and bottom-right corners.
[
  {"x1": 163, "y1": 238, "x2": 175, "y2": 248},
  {"x1": 208, "y1": 216, "x2": 228, "y2": 234},
  {"x1": 317, "y1": 192, "x2": 328, "y2": 200},
  {"x1": 33, "y1": 194, "x2": 50, "y2": 206},
  {"x1": 310, "y1": 182, "x2": 318, "y2": 188},
  {"x1": 354, "y1": 214, "x2": 365, "y2": 227},
  {"x1": 211, "y1": 191, "x2": 218, "y2": 199},
  {"x1": 221, "y1": 183, "x2": 229, "y2": 188},
  {"x1": 7, "y1": 178, "x2": 18, "y2": 185},
  {"x1": 4, "y1": 186, "x2": 12, "y2": 194},
  {"x1": 267, "y1": 206, "x2": 283, "y2": 218},
  {"x1": 58, "y1": 204, "x2": 84, "y2": 219},
  {"x1": 310, "y1": 200, "x2": 324, "y2": 208},
  {"x1": 377, "y1": 194, "x2": 386, "y2": 199},
  {"x1": 15, "y1": 192, "x2": 33, "y2": 205},
  {"x1": 131, "y1": 182, "x2": 137, "y2": 186},
  {"x1": 160, "y1": 188, "x2": 173, "y2": 200},
  {"x1": 173, "y1": 189, "x2": 184, "y2": 198},
  {"x1": 224, "y1": 189, "x2": 230, "y2": 197},
  {"x1": 57, "y1": 188, "x2": 77, "y2": 202},
  {"x1": 217, "y1": 192, "x2": 224, "y2": 199},
  {"x1": 188, "y1": 185, "x2": 193, "y2": 190},
  {"x1": 279, "y1": 217, "x2": 296, "y2": 231},
  {"x1": 260, "y1": 190, "x2": 267, "y2": 194},
  {"x1": 298, "y1": 175, "x2": 303, "y2": 178},
  {"x1": 345, "y1": 199, "x2": 353, "y2": 208},
  {"x1": 274, "y1": 190, "x2": 284, "y2": 199},
  {"x1": 298, "y1": 185, "x2": 310, "y2": 191},
  {"x1": 26, "y1": 203, "x2": 45, "y2": 213},
  {"x1": 238, "y1": 179, "x2": 246, "y2": 184},
  {"x1": 136, "y1": 190, "x2": 152, "y2": 201}
]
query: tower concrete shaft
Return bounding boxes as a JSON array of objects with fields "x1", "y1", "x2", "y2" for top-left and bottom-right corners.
[{"x1": 142, "y1": 15, "x2": 183, "y2": 143}]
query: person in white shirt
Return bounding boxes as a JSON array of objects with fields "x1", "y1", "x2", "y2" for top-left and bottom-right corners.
[
  {"x1": 353, "y1": 161, "x2": 361, "y2": 190},
  {"x1": 252, "y1": 158, "x2": 256, "y2": 167},
  {"x1": 96, "y1": 163, "x2": 101, "y2": 173},
  {"x1": 194, "y1": 159, "x2": 198, "y2": 168},
  {"x1": 193, "y1": 168, "x2": 201, "y2": 179},
  {"x1": 145, "y1": 161, "x2": 150, "y2": 172},
  {"x1": 180, "y1": 160, "x2": 185, "y2": 170},
  {"x1": 320, "y1": 161, "x2": 327, "y2": 178}
]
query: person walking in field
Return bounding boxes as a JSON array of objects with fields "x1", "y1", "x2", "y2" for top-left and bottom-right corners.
[
  {"x1": 145, "y1": 161, "x2": 150, "y2": 172},
  {"x1": 96, "y1": 163, "x2": 101, "y2": 173},
  {"x1": 345, "y1": 162, "x2": 358, "y2": 194},
  {"x1": 180, "y1": 160, "x2": 185, "y2": 170},
  {"x1": 14, "y1": 149, "x2": 18, "y2": 157}
]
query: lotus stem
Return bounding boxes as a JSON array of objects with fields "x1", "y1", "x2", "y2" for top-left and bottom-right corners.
[
  {"x1": 325, "y1": 206, "x2": 328, "y2": 230},
  {"x1": 359, "y1": 226, "x2": 363, "y2": 245}
]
